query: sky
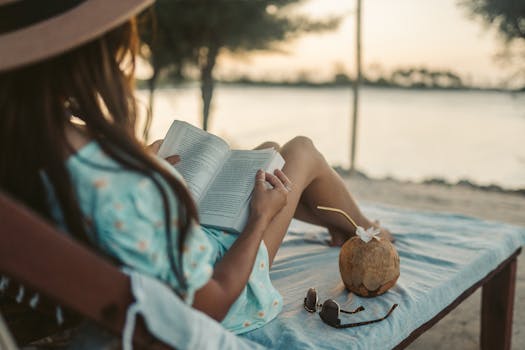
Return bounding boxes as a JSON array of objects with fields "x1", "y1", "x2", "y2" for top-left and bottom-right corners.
[{"x1": 215, "y1": 0, "x2": 517, "y2": 87}]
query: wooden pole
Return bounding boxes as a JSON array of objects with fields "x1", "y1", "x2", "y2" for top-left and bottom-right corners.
[{"x1": 350, "y1": 0, "x2": 362, "y2": 173}]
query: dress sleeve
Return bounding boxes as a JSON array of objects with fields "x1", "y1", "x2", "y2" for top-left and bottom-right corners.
[{"x1": 91, "y1": 174, "x2": 214, "y2": 305}]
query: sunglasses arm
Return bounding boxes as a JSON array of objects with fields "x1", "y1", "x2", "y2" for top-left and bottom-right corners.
[
  {"x1": 340, "y1": 305, "x2": 365, "y2": 314},
  {"x1": 336, "y1": 304, "x2": 398, "y2": 329}
]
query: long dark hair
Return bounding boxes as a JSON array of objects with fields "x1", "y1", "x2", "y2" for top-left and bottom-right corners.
[{"x1": 0, "y1": 19, "x2": 198, "y2": 290}]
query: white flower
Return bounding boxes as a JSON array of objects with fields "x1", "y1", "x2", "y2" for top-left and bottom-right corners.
[{"x1": 356, "y1": 226, "x2": 381, "y2": 243}]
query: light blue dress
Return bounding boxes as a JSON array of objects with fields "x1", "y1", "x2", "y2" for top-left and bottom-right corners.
[{"x1": 45, "y1": 141, "x2": 282, "y2": 334}]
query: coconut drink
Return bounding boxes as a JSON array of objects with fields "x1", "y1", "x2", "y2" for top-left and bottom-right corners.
[{"x1": 318, "y1": 206, "x2": 400, "y2": 297}]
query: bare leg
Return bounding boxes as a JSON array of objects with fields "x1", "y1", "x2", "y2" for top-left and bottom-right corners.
[
  {"x1": 294, "y1": 180, "x2": 394, "y2": 245},
  {"x1": 255, "y1": 141, "x2": 369, "y2": 235},
  {"x1": 254, "y1": 142, "x2": 345, "y2": 241},
  {"x1": 294, "y1": 201, "x2": 350, "y2": 246},
  {"x1": 255, "y1": 141, "x2": 362, "y2": 241},
  {"x1": 260, "y1": 137, "x2": 392, "y2": 266}
]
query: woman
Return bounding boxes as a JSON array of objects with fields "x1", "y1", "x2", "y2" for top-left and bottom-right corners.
[{"x1": 0, "y1": 0, "x2": 391, "y2": 334}]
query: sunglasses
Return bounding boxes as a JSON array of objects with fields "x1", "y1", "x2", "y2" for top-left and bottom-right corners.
[{"x1": 303, "y1": 288, "x2": 398, "y2": 329}]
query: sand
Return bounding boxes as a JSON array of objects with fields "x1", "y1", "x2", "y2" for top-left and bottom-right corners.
[{"x1": 343, "y1": 174, "x2": 525, "y2": 350}]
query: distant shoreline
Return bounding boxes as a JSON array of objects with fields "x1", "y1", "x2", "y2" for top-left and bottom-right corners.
[
  {"x1": 218, "y1": 80, "x2": 524, "y2": 94},
  {"x1": 334, "y1": 166, "x2": 525, "y2": 197},
  {"x1": 137, "y1": 79, "x2": 525, "y2": 94}
]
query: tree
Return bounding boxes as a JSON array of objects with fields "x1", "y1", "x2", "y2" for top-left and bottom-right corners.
[
  {"x1": 139, "y1": 0, "x2": 340, "y2": 135},
  {"x1": 390, "y1": 68, "x2": 464, "y2": 89},
  {"x1": 459, "y1": 0, "x2": 525, "y2": 88},
  {"x1": 138, "y1": 10, "x2": 189, "y2": 140},
  {"x1": 460, "y1": 0, "x2": 525, "y2": 41}
]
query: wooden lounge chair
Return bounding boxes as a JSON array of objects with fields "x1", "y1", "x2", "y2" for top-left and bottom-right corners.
[
  {"x1": 396, "y1": 247, "x2": 520, "y2": 349},
  {"x1": 0, "y1": 191, "x2": 171, "y2": 349},
  {"x1": 0, "y1": 191, "x2": 522, "y2": 349}
]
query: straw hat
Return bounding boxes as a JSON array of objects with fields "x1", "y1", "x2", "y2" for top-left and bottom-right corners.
[{"x1": 0, "y1": 0, "x2": 154, "y2": 72}]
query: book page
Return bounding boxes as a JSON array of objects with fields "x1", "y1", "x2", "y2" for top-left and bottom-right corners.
[
  {"x1": 158, "y1": 121, "x2": 230, "y2": 202},
  {"x1": 232, "y1": 150, "x2": 286, "y2": 232},
  {"x1": 199, "y1": 149, "x2": 285, "y2": 231}
]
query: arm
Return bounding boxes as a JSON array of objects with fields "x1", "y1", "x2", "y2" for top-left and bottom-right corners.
[{"x1": 192, "y1": 169, "x2": 291, "y2": 321}]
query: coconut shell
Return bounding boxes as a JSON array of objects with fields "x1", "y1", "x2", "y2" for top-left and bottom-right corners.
[{"x1": 339, "y1": 236, "x2": 400, "y2": 297}]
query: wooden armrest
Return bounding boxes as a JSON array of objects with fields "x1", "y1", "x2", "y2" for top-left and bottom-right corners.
[{"x1": 0, "y1": 192, "x2": 171, "y2": 349}]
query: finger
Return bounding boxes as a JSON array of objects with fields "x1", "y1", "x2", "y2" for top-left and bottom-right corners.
[
  {"x1": 254, "y1": 169, "x2": 266, "y2": 189},
  {"x1": 274, "y1": 169, "x2": 292, "y2": 191},
  {"x1": 264, "y1": 172, "x2": 287, "y2": 192},
  {"x1": 165, "y1": 155, "x2": 181, "y2": 165},
  {"x1": 148, "y1": 139, "x2": 163, "y2": 154},
  {"x1": 255, "y1": 169, "x2": 265, "y2": 181}
]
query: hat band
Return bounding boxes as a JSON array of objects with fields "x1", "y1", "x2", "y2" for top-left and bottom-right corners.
[{"x1": 0, "y1": 0, "x2": 87, "y2": 35}]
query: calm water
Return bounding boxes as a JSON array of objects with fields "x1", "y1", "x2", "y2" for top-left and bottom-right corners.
[{"x1": 137, "y1": 85, "x2": 525, "y2": 189}]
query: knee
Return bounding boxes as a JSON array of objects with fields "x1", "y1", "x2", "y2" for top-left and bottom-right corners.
[
  {"x1": 287, "y1": 136, "x2": 317, "y2": 153},
  {"x1": 290, "y1": 136, "x2": 315, "y2": 148},
  {"x1": 281, "y1": 136, "x2": 323, "y2": 161}
]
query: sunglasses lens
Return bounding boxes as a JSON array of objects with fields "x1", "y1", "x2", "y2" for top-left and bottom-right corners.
[
  {"x1": 304, "y1": 288, "x2": 318, "y2": 312},
  {"x1": 319, "y1": 299, "x2": 340, "y2": 326}
]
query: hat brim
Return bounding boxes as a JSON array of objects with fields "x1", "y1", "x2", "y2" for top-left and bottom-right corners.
[{"x1": 0, "y1": 0, "x2": 154, "y2": 72}]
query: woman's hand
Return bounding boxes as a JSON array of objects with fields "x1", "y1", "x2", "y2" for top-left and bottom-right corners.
[
  {"x1": 146, "y1": 139, "x2": 180, "y2": 166},
  {"x1": 250, "y1": 169, "x2": 292, "y2": 226},
  {"x1": 194, "y1": 168, "x2": 292, "y2": 321}
]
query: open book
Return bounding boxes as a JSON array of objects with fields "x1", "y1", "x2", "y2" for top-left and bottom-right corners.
[{"x1": 158, "y1": 120, "x2": 285, "y2": 233}]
